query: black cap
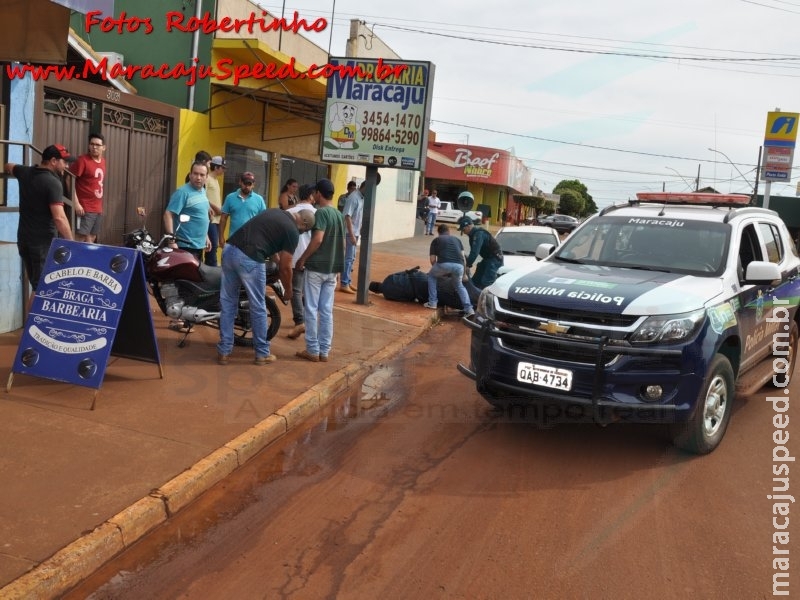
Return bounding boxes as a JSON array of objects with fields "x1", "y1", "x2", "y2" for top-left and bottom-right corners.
[
  {"x1": 457, "y1": 216, "x2": 474, "y2": 231},
  {"x1": 315, "y1": 178, "x2": 335, "y2": 199},
  {"x1": 42, "y1": 144, "x2": 75, "y2": 163}
]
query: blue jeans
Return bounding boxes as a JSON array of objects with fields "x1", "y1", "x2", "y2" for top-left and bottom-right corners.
[
  {"x1": 341, "y1": 236, "x2": 358, "y2": 287},
  {"x1": 205, "y1": 223, "x2": 219, "y2": 266},
  {"x1": 304, "y1": 269, "x2": 337, "y2": 356},
  {"x1": 472, "y1": 255, "x2": 503, "y2": 289},
  {"x1": 427, "y1": 262, "x2": 472, "y2": 311},
  {"x1": 290, "y1": 267, "x2": 306, "y2": 325},
  {"x1": 425, "y1": 212, "x2": 436, "y2": 234},
  {"x1": 217, "y1": 244, "x2": 269, "y2": 358}
]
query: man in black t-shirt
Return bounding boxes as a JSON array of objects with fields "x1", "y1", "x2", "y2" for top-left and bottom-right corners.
[
  {"x1": 217, "y1": 208, "x2": 315, "y2": 365},
  {"x1": 5, "y1": 144, "x2": 75, "y2": 302},
  {"x1": 423, "y1": 223, "x2": 474, "y2": 316}
]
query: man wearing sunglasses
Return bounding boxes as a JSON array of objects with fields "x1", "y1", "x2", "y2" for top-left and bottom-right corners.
[{"x1": 218, "y1": 171, "x2": 266, "y2": 249}]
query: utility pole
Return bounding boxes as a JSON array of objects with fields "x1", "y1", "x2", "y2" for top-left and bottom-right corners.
[
  {"x1": 695, "y1": 164, "x2": 701, "y2": 191},
  {"x1": 753, "y1": 146, "x2": 761, "y2": 204}
]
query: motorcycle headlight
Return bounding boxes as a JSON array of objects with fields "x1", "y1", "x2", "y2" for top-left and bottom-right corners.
[
  {"x1": 476, "y1": 288, "x2": 497, "y2": 320},
  {"x1": 630, "y1": 309, "x2": 705, "y2": 344}
]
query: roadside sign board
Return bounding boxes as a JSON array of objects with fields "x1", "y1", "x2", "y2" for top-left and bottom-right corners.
[
  {"x1": 762, "y1": 111, "x2": 798, "y2": 182},
  {"x1": 10, "y1": 240, "x2": 160, "y2": 390},
  {"x1": 320, "y1": 58, "x2": 435, "y2": 171}
]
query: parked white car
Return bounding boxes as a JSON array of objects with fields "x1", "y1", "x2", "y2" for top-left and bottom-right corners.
[
  {"x1": 495, "y1": 225, "x2": 561, "y2": 275},
  {"x1": 435, "y1": 201, "x2": 482, "y2": 224}
]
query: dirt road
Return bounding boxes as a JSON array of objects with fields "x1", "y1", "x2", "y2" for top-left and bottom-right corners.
[{"x1": 69, "y1": 319, "x2": 796, "y2": 599}]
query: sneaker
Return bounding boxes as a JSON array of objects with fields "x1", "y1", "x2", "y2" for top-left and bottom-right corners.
[
  {"x1": 319, "y1": 354, "x2": 329, "y2": 362},
  {"x1": 254, "y1": 354, "x2": 277, "y2": 365},
  {"x1": 464, "y1": 310, "x2": 475, "y2": 318},
  {"x1": 287, "y1": 324, "x2": 305, "y2": 339},
  {"x1": 295, "y1": 349, "x2": 320, "y2": 363},
  {"x1": 217, "y1": 353, "x2": 229, "y2": 365},
  {"x1": 423, "y1": 302, "x2": 438, "y2": 309}
]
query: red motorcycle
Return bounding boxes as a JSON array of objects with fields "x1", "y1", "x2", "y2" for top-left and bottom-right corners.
[{"x1": 123, "y1": 222, "x2": 283, "y2": 347}]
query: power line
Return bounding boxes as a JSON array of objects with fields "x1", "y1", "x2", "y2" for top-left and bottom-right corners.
[{"x1": 432, "y1": 119, "x2": 761, "y2": 166}]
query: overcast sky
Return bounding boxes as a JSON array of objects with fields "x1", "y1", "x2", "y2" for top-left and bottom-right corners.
[{"x1": 258, "y1": 1, "x2": 800, "y2": 208}]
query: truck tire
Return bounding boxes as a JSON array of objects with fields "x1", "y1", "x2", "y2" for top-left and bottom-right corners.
[{"x1": 671, "y1": 354, "x2": 734, "y2": 454}]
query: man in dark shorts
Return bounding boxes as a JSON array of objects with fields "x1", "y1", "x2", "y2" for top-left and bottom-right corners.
[
  {"x1": 5, "y1": 144, "x2": 75, "y2": 307},
  {"x1": 70, "y1": 132, "x2": 106, "y2": 243}
]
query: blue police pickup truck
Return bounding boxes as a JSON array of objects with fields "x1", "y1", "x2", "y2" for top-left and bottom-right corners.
[{"x1": 459, "y1": 192, "x2": 800, "y2": 454}]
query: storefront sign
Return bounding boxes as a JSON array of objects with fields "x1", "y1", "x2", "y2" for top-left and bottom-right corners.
[
  {"x1": 320, "y1": 58, "x2": 434, "y2": 171},
  {"x1": 10, "y1": 240, "x2": 160, "y2": 390}
]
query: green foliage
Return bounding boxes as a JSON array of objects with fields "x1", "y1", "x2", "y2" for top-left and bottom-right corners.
[
  {"x1": 556, "y1": 189, "x2": 585, "y2": 215},
  {"x1": 553, "y1": 179, "x2": 596, "y2": 218}
]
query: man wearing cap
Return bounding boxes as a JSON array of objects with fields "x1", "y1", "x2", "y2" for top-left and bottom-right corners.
[
  {"x1": 217, "y1": 207, "x2": 315, "y2": 366},
  {"x1": 218, "y1": 171, "x2": 266, "y2": 248},
  {"x1": 457, "y1": 215, "x2": 503, "y2": 289},
  {"x1": 285, "y1": 183, "x2": 317, "y2": 340},
  {"x1": 164, "y1": 161, "x2": 210, "y2": 260},
  {"x1": 294, "y1": 178, "x2": 345, "y2": 362},
  {"x1": 5, "y1": 144, "x2": 75, "y2": 305},
  {"x1": 204, "y1": 155, "x2": 226, "y2": 266}
]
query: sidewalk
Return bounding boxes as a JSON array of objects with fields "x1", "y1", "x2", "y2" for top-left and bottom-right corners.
[{"x1": 0, "y1": 232, "x2": 442, "y2": 599}]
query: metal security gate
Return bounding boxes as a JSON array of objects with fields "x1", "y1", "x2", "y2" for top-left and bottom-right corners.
[{"x1": 42, "y1": 87, "x2": 174, "y2": 245}]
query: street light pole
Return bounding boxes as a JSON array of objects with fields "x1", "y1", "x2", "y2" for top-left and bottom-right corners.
[
  {"x1": 707, "y1": 148, "x2": 754, "y2": 196},
  {"x1": 665, "y1": 166, "x2": 694, "y2": 191}
]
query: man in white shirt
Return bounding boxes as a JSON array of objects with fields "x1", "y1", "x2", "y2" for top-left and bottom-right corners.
[
  {"x1": 285, "y1": 183, "x2": 318, "y2": 339},
  {"x1": 425, "y1": 190, "x2": 440, "y2": 235}
]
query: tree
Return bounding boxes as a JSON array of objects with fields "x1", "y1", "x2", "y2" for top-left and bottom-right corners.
[
  {"x1": 557, "y1": 189, "x2": 584, "y2": 216},
  {"x1": 553, "y1": 179, "x2": 597, "y2": 218}
]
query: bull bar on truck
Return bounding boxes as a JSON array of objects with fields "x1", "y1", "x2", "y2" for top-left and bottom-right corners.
[{"x1": 457, "y1": 315, "x2": 686, "y2": 425}]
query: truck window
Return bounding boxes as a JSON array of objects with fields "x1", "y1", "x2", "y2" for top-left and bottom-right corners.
[
  {"x1": 738, "y1": 224, "x2": 764, "y2": 279},
  {"x1": 757, "y1": 222, "x2": 783, "y2": 264}
]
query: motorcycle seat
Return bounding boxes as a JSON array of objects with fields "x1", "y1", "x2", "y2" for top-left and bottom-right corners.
[{"x1": 199, "y1": 263, "x2": 222, "y2": 288}]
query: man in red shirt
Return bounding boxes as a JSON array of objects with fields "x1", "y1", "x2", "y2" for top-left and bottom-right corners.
[{"x1": 70, "y1": 132, "x2": 106, "y2": 243}]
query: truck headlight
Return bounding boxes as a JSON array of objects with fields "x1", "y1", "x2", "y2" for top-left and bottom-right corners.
[
  {"x1": 630, "y1": 309, "x2": 705, "y2": 344},
  {"x1": 476, "y1": 289, "x2": 497, "y2": 320}
]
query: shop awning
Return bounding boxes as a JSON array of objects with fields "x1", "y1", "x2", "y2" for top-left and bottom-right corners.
[
  {"x1": 210, "y1": 38, "x2": 328, "y2": 125},
  {"x1": 0, "y1": 0, "x2": 71, "y2": 63}
]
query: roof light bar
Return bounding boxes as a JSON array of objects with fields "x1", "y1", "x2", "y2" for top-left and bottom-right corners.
[{"x1": 635, "y1": 192, "x2": 751, "y2": 206}]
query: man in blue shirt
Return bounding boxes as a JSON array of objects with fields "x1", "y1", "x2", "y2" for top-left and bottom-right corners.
[
  {"x1": 219, "y1": 171, "x2": 266, "y2": 246},
  {"x1": 163, "y1": 160, "x2": 210, "y2": 259},
  {"x1": 340, "y1": 180, "x2": 364, "y2": 293},
  {"x1": 423, "y1": 223, "x2": 474, "y2": 316}
]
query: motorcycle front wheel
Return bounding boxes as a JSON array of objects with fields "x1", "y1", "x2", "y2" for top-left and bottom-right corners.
[{"x1": 233, "y1": 292, "x2": 282, "y2": 346}]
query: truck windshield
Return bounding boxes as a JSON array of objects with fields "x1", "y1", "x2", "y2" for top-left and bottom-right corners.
[{"x1": 553, "y1": 216, "x2": 730, "y2": 275}]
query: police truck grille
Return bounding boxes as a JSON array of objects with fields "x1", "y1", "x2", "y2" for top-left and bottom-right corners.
[{"x1": 498, "y1": 299, "x2": 639, "y2": 328}]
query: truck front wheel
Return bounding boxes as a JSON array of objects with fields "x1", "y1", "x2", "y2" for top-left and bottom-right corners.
[{"x1": 671, "y1": 354, "x2": 734, "y2": 455}]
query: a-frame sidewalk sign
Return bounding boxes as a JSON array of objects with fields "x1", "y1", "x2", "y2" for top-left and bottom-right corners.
[{"x1": 7, "y1": 240, "x2": 163, "y2": 409}]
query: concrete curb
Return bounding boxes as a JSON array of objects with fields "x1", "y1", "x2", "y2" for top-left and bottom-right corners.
[{"x1": 0, "y1": 314, "x2": 437, "y2": 600}]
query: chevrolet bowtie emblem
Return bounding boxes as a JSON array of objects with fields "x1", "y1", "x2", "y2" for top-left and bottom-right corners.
[{"x1": 539, "y1": 320, "x2": 569, "y2": 335}]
